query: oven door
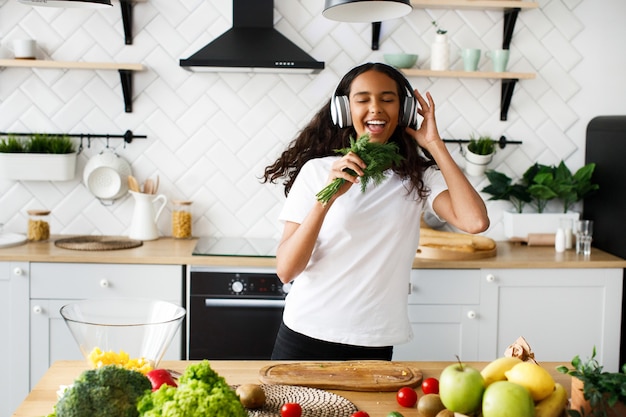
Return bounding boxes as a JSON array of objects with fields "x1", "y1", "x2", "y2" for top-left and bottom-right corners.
[{"x1": 188, "y1": 296, "x2": 284, "y2": 360}]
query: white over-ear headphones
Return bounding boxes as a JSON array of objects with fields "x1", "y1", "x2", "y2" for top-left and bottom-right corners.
[{"x1": 330, "y1": 68, "x2": 419, "y2": 129}]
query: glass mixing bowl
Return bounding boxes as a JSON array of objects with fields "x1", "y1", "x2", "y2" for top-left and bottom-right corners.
[{"x1": 60, "y1": 298, "x2": 186, "y2": 371}]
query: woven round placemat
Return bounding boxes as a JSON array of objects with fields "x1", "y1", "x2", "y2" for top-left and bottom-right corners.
[
  {"x1": 234, "y1": 385, "x2": 358, "y2": 417},
  {"x1": 54, "y1": 235, "x2": 143, "y2": 251}
]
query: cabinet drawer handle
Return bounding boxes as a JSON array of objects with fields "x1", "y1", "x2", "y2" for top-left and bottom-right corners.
[
  {"x1": 467, "y1": 310, "x2": 477, "y2": 319},
  {"x1": 485, "y1": 274, "x2": 496, "y2": 283},
  {"x1": 13, "y1": 267, "x2": 24, "y2": 276},
  {"x1": 33, "y1": 305, "x2": 43, "y2": 314},
  {"x1": 100, "y1": 279, "x2": 110, "y2": 288}
]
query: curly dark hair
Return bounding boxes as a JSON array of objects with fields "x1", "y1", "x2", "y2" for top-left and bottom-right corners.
[{"x1": 262, "y1": 62, "x2": 435, "y2": 198}]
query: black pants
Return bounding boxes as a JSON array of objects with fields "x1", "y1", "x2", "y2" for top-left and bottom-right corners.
[{"x1": 271, "y1": 321, "x2": 393, "y2": 361}]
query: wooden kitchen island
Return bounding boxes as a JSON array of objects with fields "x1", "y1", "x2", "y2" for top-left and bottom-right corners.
[{"x1": 13, "y1": 360, "x2": 573, "y2": 417}]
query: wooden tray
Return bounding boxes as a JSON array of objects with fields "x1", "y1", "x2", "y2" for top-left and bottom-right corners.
[
  {"x1": 416, "y1": 245, "x2": 497, "y2": 260},
  {"x1": 54, "y1": 235, "x2": 143, "y2": 251},
  {"x1": 258, "y1": 360, "x2": 422, "y2": 392}
]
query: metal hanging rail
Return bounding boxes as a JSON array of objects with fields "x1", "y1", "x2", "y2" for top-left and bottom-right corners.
[
  {"x1": 0, "y1": 130, "x2": 146, "y2": 143},
  {"x1": 443, "y1": 135, "x2": 522, "y2": 149}
]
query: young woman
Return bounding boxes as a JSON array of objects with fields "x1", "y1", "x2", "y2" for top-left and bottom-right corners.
[{"x1": 262, "y1": 62, "x2": 489, "y2": 360}]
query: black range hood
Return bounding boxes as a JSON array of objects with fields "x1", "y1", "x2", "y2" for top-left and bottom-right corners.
[{"x1": 180, "y1": 0, "x2": 324, "y2": 73}]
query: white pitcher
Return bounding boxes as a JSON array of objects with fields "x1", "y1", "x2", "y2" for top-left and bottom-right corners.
[{"x1": 129, "y1": 191, "x2": 167, "y2": 241}]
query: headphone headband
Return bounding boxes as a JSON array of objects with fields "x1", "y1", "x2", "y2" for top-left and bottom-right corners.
[{"x1": 330, "y1": 65, "x2": 418, "y2": 129}]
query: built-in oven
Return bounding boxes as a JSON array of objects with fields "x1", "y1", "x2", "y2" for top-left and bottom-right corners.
[{"x1": 188, "y1": 237, "x2": 288, "y2": 360}]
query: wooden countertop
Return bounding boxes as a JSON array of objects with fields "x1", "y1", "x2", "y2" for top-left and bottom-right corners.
[
  {"x1": 12, "y1": 360, "x2": 573, "y2": 417},
  {"x1": 0, "y1": 236, "x2": 625, "y2": 269}
]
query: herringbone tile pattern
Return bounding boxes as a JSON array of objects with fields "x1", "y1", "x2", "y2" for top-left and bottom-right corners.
[{"x1": 0, "y1": 0, "x2": 583, "y2": 240}]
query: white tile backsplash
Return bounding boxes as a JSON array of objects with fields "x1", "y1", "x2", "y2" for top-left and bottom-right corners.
[{"x1": 0, "y1": 0, "x2": 624, "y2": 241}]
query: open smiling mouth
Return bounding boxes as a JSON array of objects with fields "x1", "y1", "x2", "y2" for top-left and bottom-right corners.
[{"x1": 366, "y1": 120, "x2": 386, "y2": 134}]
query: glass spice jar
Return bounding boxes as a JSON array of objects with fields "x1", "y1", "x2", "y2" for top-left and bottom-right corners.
[
  {"x1": 27, "y1": 209, "x2": 51, "y2": 241},
  {"x1": 171, "y1": 200, "x2": 192, "y2": 239}
]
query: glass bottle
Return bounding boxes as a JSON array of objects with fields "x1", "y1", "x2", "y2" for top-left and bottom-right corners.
[
  {"x1": 27, "y1": 209, "x2": 50, "y2": 241},
  {"x1": 171, "y1": 200, "x2": 192, "y2": 239}
]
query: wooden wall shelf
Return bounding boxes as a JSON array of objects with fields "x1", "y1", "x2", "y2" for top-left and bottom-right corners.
[
  {"x1": 410, "y1": 0, "x2": 538, "y2": 10},
  {"x1": 401, "y1": 69, "x2": 535, "y2": 80},
  {"x1": 0, "y1": 59, "x2": 144, "y2": 113},
  {"x1": 401, "y1": 69, "x2": 535, "y2": 121}
]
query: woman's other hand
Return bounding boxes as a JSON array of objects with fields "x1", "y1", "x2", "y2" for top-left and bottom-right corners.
[{"x1": 405, "y1": 89, "x2": 442, "y2": 151}]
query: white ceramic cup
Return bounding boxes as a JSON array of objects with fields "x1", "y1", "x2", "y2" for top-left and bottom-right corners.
[
  {"x1": 11, "y1": 39, "x2": 37, "y2": 59},
  {"x1": 486, "y1": 49, "x2": 510, "y2": 72}
]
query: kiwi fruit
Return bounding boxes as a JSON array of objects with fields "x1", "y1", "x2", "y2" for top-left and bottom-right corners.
[
  {"x1": 235, "y1": 383, "x2": 266, "y2": 409},
  {"x1": 435, "y1": 409, "x2": 455, "y2": 417},
  {"x1": 417, "y1": 394, "x2": 445, "y2": 417}
]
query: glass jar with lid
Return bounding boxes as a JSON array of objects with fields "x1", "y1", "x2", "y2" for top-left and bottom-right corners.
[
  {"x1": 27, "y1": 209, "x2": 51, "y2": 241},
  {"x1": 171, "y1": 200, "x2": 192, "y2": 239}
]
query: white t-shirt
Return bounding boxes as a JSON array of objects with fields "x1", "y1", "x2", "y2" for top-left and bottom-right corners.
[{"x1": 278, "y1": 156, "x2": 447, "y2": 347}]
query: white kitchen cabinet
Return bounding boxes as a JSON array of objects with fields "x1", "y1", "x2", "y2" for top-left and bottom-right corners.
[
  {"x1": 395, "y1": 267, "x2": 624, "y2": 371},
  {"x1": 393, "y1": 269, "x2": 481, "y2": 361},
  {"x1": 29, "y1": 263, "x2": 184, "y2": 390},
  {"x1": 478, "y1": 268, "x2": 623, "y2": 371},
  {"x1": 0, "y1": 262, "x2": 29, "y2": 417}
]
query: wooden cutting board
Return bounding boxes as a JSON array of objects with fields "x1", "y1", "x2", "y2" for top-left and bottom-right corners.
[
  {"x1": 415, "y1": 245, "x2": 497, "y2": 260},
  {"x1": 258, "y1": 361, "x2": 422, "y2": 392}
]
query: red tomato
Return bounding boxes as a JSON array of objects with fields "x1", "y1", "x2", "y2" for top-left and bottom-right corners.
[
  {"x1": 396, "y1": 386, "x2": 418, "y2": 407},
  {"x1": 351, "y1": 412, "x2": 370, "y2": 417},
  {"x1": 145, "y1": 369, "x2": 177, "y2": 391},
  {"x1": 421, "y1": 377, "x2": 439, "y2": 395},
  {"x1": 281, "y1": 403, "x2": 302, "y2": 417}
]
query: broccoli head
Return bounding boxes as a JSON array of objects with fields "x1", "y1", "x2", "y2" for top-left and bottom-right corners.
[
  {"x1": 52, "y1": 365, "x2": 151, "y2": 417},
  {"x1": 137, "y1": 360, "x2": 246, "y2": 417}
]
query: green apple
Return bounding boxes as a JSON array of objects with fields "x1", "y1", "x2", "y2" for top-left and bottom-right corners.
[
  {"x1": 438, "y1": 361, "x2": 485, "y2": 414},
  {"x1": 482, "y1": 381, "x2": 534, "y2": 417}
]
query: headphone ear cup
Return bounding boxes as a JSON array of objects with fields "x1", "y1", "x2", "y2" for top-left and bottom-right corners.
[
  {"x1": 331, "y1": 95, "x2": 352, "y2": 128},
  {"x1": 400, "y1": 93, "x2": 418, "y2": 128}
]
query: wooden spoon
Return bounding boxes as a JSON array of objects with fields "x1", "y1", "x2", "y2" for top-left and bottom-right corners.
[
  {"x1": 144, "y1": 178, "x2": 154, "y2": 194},
  {"x1": 128, "y1": 175, "x2": 140, "y2": 192},
  {"x1": 154, "y1": 175, "x2": 159, "y2": 194}
]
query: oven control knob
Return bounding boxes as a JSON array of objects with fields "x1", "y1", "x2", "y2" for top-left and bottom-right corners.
[
  {"x1": 231, "y1": 281, "x2": 244, "y2": 293},
  {"x1": 282, "y1": 282, "x2": 292, "y2": 294}
]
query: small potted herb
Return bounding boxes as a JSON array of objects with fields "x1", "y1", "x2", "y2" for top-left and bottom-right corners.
[
  {"x1": 464, "y1": 135, "x2": 495, "y2": 177},
  {"x1": 557, "y1": 347, "x2": 626, "y2": 417},
  {"x1": 0, "y1": 133, "x2": 77, "y2": 181}
]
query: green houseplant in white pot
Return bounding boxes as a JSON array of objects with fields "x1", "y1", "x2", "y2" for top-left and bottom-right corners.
[
  {"x1": 0, "y1": 134, "x2": 77, "y2": 181},
  {"x1": 482, "y1": 161, "x2": 598, "y2": 239},
  {"x1": 464, "y1": 135, "x2": 496, "y2": 177}
]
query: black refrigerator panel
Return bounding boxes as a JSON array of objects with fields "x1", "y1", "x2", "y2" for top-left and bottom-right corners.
[{"x1": 584, "y1": 115, "x2": 626, "y2": 367}]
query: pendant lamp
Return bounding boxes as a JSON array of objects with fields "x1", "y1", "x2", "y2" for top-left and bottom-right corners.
[
  {"x1": 17, "y1": 0, "x2": 112, "y2": 8},
  {"x1": 323, "y1": 0, "x2": 412, "y2": 23}
]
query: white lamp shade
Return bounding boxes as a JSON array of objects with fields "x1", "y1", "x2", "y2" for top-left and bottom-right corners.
[
  {"x1": 323, "y1": 0, "x2": 412, "y2": 23},
  {"x1": 18, "y1": 0, "x2": 112, "y2": 8}
]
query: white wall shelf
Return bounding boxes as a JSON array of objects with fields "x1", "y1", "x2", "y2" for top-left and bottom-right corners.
[{"x1": 0, "y1": 59, "x2": 144, "y2": 113}]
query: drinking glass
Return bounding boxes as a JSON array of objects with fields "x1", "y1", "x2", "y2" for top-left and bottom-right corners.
[{"x1": 575, "y1": 220, "x2": 593, "y2": 255}]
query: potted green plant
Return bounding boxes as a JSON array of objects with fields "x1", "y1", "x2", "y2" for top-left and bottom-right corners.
[
  {"x1": 0, "y1": 133, "x2": 77, "y2": 181},
  {"x1": 481, "y1": 161, "x2": 598, "y2": 238},
  {"x1": 464, "y1": 135, "x2": 496, "y2": 177},
  {"x1": 557, "y1": 347, "x2": 626, "y2": 417}
]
